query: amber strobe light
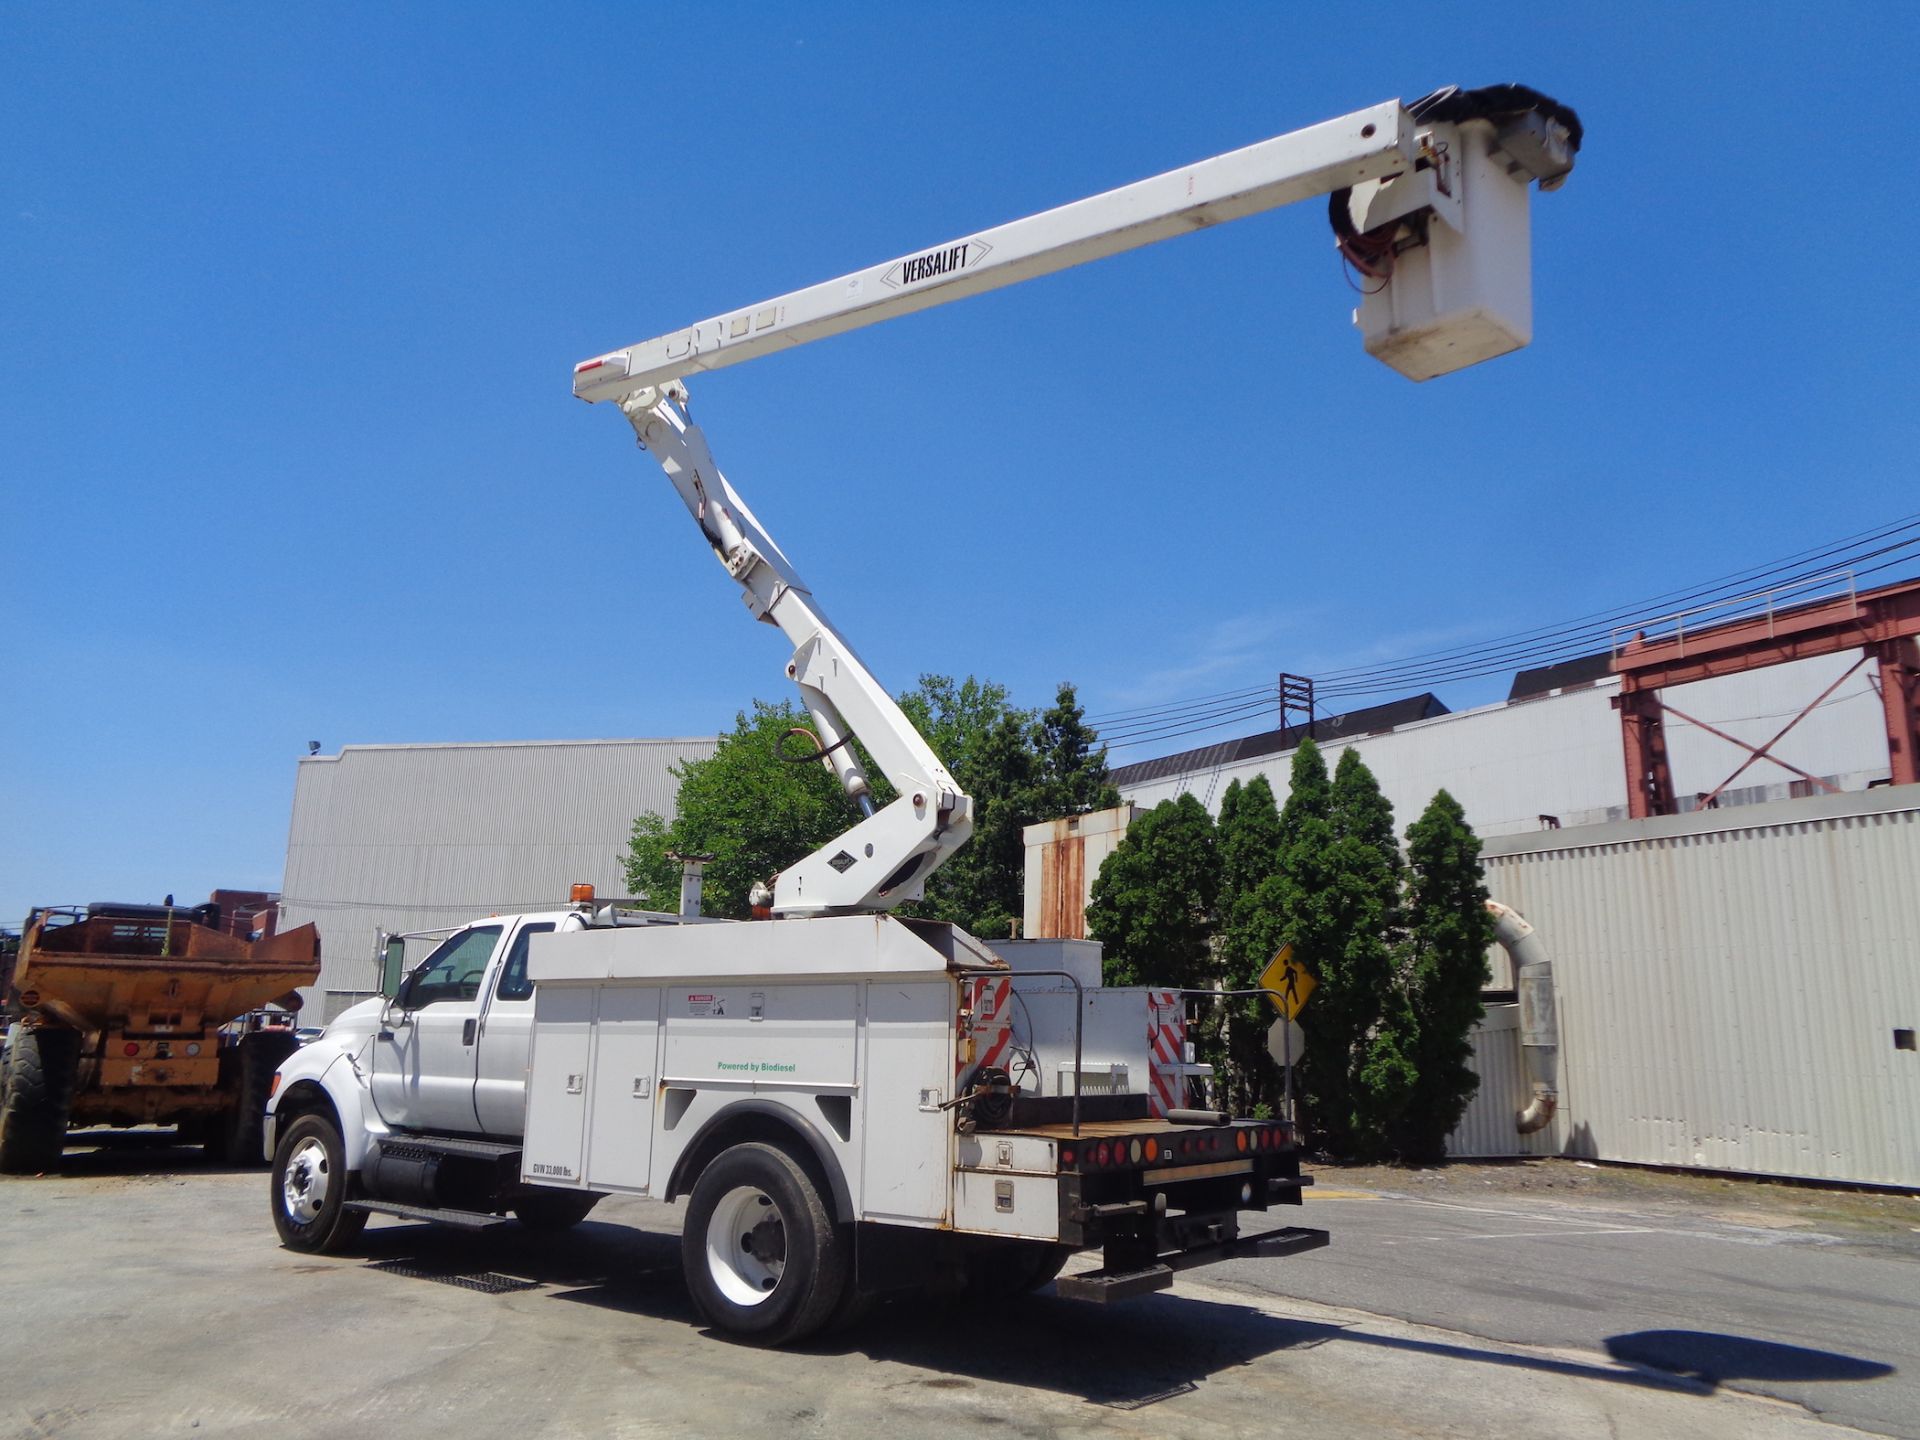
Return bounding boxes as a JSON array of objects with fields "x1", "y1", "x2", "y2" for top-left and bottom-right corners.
[{"x1": 570, "y1": 882, "x2": 596, "y2": 904}]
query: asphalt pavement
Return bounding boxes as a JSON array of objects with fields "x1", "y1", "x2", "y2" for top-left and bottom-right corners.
[
  {"x1": 2, "y1": 1138, "x2": 1907, "y2": 1440},
  {"x1": 1230, "y1": 1182, "x2": 1917, "y2": 1439}
]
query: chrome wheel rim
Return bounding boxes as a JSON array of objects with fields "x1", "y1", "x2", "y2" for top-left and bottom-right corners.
[
  {"x1": 705, "y1": 1185, "x2": 785, "y2": 1307},
  {"x1": 282, "y1": 1136, "x2": 331, "y2": 1225}
]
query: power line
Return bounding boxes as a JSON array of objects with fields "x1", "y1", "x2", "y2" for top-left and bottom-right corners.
[
  {"x1": 1085, "y1": 681, "x2": 1276, "y2": 726},
  {"x1": 1314, "y1": 527, "x2": 1920, "y2": 691},
  {"x1": 1091, "y1": 508, "x2": 1920, "y2": 753}
]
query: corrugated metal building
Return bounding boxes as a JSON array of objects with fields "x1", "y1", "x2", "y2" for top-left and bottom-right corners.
[
  {"x1": 1456, "y1": 784, "x2": 1920, "y2": 1187},
  {"x1": 281, "y1": 738, "x2": 715, "y2": 1019}
]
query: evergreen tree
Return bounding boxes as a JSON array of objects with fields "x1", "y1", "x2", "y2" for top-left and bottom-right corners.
[
  {"x1": 1395, "y1": 789, "x2": 1496, "y2": 1162},
  {"x1": 1327, "y1": 748, "x2": 1417, "y2": 1158},
  {"x1": 1085, "y1": 794, "x2": 1219, "y2": 990},
  {"x1": 1214, "y1": 776, "x2": 1287, "y2": 1114},
  {"x1": 1030, "y1": 683, "x2": 1121, "y2": 819},
  {"x1": 1273, "y1": 740, "x2": 1349, "y2": 1149}
]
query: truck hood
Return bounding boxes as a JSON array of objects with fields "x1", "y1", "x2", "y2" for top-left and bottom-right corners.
[{"x1": 323, "y1": 996, "x2": 386, "y2": 1045}]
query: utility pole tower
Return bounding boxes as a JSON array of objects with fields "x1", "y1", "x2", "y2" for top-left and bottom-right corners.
[{"x1": 1278, "y1": 673, "x2": 1317, "y2": 740}]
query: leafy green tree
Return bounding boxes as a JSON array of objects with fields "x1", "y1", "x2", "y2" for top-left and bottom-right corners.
[
  {"x1": 626, "y1": 675, "x2": 1116, "y2": 939},
  {"x1": 1394, "y1": 789, "x2": 1496, "y2": 1162},
  {"x1": 1085, "y1": 793, "x2": 1219, "y2": 990},
  {"x1": 901, "y1": 675, "x2": 1037, "y2": 939},
  {"x1": 625, "y1": 698, "x2": 868, "y2": 918},
  {"x1": 1214, "y1": 776, "x2": 1287, "y2": 1114}
]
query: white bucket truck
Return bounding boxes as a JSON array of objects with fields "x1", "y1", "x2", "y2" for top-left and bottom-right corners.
[{"x1": 266, "y1": 84, "x2": 1579, "y2": 1344}]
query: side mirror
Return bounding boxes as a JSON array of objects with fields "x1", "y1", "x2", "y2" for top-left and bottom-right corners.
[{"x1": 378, "y1": 934, "x2": 408, "y2": 1000}]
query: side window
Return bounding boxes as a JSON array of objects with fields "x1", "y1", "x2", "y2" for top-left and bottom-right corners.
[
  {"x1": 406, "y1": 926, "x2": 503, "y2": 1008},
  {"x1": 494, "y1": 922, "x2": 556, "y2": 1003}
]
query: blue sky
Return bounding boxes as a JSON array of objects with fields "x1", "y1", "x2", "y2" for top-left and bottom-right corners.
[{"x1": 3, "y1": 4, "x2": 1915, "y2": 920}]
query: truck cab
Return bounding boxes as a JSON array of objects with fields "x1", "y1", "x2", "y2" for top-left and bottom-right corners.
[{"x1": 368, "y1": 912, "x2": 569, "y2": 1138}]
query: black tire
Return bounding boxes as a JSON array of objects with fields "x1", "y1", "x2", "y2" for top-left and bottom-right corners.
[
  {"x1": 512, "y1": 1190, "x2": 602, "y2": 1231},
  {"x1": 1023, "y1": 1244, "x2": 1073, "y2": 1293},
  {"x1": 221, "y1": 1032, "x2": 298, "y2": 1166},
  {"x1": 270, "y1": 1112, "x2": 367, "y2": 1254},
  {"x1": 0, "y1": 1027, "x2": 81, "y2": 1175},
  {"x1": 681, "y1": 1141, "x2": 849, "y2": 1346},
  {"x1": 961, "y1": 1238, "x2": 1075, "y2": 1300}
]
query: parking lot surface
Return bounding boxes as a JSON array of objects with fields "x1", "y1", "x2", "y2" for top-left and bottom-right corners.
[{"x1": 2, "y1": 1141, "x2": 1904, "y2": 1440}]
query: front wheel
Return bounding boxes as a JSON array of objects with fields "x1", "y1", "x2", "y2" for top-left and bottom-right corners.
[
  {"x1": 270, "y1": 1112, "x2": 367, "y2": 1254},
  {"x1": 681, "y1": 1142, "x2": 848, "y2": 1346}
]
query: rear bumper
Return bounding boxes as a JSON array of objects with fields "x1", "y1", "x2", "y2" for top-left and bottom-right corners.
[{"x1": 1054, "y1": 1224, "x2": 1329, "y2": 1302}]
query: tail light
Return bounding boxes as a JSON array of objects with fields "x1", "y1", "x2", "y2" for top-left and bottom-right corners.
[
  {"x1": 1094, "y1": 1141, "x2": 1112, "y2": 1167},
  {"x1": 123, "y1": 1042, "x2": 140, "y2": 1057}
]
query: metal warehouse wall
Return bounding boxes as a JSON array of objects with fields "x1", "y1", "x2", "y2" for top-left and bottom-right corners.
[
  {"x1": 281, "y1": 738, "x2": 716, "y2": 1020},
  {"x1": 1445, "y1": 1005, "x2": 1565, "y2": 1160},
  {"x1": 1476, "y1": 784, "x2": 1920, "y2": 1187}
]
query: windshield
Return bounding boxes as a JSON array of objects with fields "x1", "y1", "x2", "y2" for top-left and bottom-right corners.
[{"x1": 404, "y1": 926, "x2": 503, "y2": 1007}]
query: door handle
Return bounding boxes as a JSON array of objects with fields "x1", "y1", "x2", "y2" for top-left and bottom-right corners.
[{"x1": 462, "y1": 1018, "x2": 477, "y2": 1046}]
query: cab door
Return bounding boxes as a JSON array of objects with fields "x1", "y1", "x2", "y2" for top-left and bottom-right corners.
[
  {"x1": 369, "y1": 924, "x2": 502, "y2": 1135},
  {"x1": 472, "y1": 920, "x2": 554, "y2": 1136}
]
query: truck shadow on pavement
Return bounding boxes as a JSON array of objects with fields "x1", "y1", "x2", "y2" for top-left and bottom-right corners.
[
  {"x1": 338, "y1": 1221, "x2": 1897, "y2": 1411},
  {"x1": 1605, "y1": 1331, "x2": 1895, "y2": 1391}
]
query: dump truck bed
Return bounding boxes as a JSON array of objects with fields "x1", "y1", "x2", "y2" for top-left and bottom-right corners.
[{"x1": 13, "y1": 913, "x2": 319, "y2": 1033}]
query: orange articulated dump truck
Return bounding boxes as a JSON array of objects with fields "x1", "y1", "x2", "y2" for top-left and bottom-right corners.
[{"x1": 0, "y1": 899, "x2": 320, "y2": 1173}]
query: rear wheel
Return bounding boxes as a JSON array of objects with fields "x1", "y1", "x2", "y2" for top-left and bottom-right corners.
[
  {"x1": 0, "y1": 1027, "x2": 81, "y2": 1175},
  {"x1": 681, "y1": 1142, "x2": 848, "y2": 1346},
  {"x1": 962, "y1": 1238, "x2": 1075, "y2": 1299},
  {"x1": 512, "y1": 1190, "x2": 602, "y2": 1231},
  {"x1": 270, "y1": 1112, "x2": 367, "y2": 1253}
]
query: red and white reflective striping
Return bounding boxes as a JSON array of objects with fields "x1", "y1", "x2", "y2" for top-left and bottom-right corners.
[
  {"x1": 957, "y1": 975, "x2": 1014, "y2": 1083},
  {"x1": 1146, "y1": 991, "x2": 1186, "y2": 1118}
]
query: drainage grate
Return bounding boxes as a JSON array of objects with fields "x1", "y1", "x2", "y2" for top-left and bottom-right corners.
[
  {"x1": 366, "y1": 1260, "x2": 541, "y2": 1295},
  {"x1": 1100, "y1": 1379, "x2": 1199, "y2": 1410}
]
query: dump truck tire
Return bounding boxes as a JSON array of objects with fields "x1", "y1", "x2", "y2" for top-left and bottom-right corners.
[
  {"x1": 222, "y1": 1032, "x2": 298, "y2": 1166},
  {"x1": 0, "y1": 1027, "x2": 81, "y2": 1175},
  {"x1": 271, "y1": 1112, "x2": 367, "y2": 1253},
  {"x1": 681, "y1": 1141, "x2": 849, "y2": 1346}
]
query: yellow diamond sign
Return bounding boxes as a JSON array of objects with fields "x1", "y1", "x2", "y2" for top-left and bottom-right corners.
[{"x1": 1260, "y1": 944, "x2": 1316, "y2": 1020}]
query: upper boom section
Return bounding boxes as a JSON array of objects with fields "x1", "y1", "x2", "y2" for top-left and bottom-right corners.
[{"x1": 574, "y1": 98, "x2": 1420, "y2": 403}]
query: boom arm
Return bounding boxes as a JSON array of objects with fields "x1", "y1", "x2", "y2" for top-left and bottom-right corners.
[
  {"x1": 621, "y1": 384, "x2": 971, "y2": 915},
  {"x1": 589, "y1": 86, "x2": 1580, "y2": 916}
]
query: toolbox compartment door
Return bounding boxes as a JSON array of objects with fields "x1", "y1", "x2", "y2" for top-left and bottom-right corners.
[
  {"x1": 522, "y1": 985, "x2": 595, "y2": 1188},
  {"x1": 584, "y1": 984, "x2": 662, "y2": 1193}
]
